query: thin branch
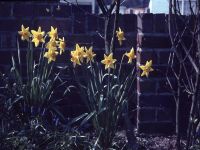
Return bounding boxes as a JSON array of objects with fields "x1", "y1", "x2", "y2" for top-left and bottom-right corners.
[
  {"x1": 110, "y1": 0, "x2": 120, "y2": 54},
  {"x1": 97, "y1": 0, "x2": 107, "y2": 15}
]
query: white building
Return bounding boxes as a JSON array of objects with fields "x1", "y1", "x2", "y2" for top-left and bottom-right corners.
[
  {"x1": 60, "y1": 0, "x2": 96, "y2": 13},
  {"x1": 149, "y1": 0, "x2": 169, "y2": 14},
  {"x1": 99, "y1": 5, "x2": 127, "y2": 14},
  {"x1": 149, "y1": 0, "x2": 197, "y2": 15},
  {"x1": 177, "y1": 0, "x2": 196, "y2": 15}
]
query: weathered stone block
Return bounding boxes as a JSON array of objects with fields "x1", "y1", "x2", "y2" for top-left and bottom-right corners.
[
  {"x1": 140, "y1": 107, "x2": 156, "y2": 122},
  {"x1": 123, "y1": 14, "x2": 137, "y2": 32},
  {"x1": 154, "y1": 14, "x2": 166, "y2": 33},
  {"x1": 53, "y1": 4, "x2": 72, "y2": 18},
  {"x1": 73, "y1": 14, "x2": 86, "y2": 34},
  {"x1": 140, "y1": 94, "x2": 175, "y2": 108},
  {"x1": 138, "y1": 122, "x2": 174, "y2": 134},
  {"x1": 0, "y1": 2, "x2": 11, "y2": 17},
  {"x1": 137, "y1": 13, "x2": 153, "y2": 33}
]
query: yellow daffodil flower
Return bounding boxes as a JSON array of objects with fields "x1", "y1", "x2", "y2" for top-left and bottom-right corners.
[
  {"x1": 18, "y1": 25, "x2": 31, "y2": 41},
  {"x1": 31, "y1": 27, "x2": 45, "y2": 47},
  {"x1": 71, "y1": 44, "x2": 85, "y2": 63},
  {"x1": 125, "y1": 47, "x2": 136, "y2": 63},
  {"x1": 101, "y1": 53, "x2": 117, "y2": 69},
  {"x1": 48, "y1": 26, "x2": 58, "y2": 40},
  {"x1": 139, "y1": 60, "x2": 154, "y2": 77},
  {"x1": 84, "y1": 47, "x2": 96, "y2": 63},
  {"x1": 44, "y1": 47, "x2": 59, "y2": 64},
  {"x1": 116, "y1": 27, "x2": 125, "y2": 46},
  {"x1": 70, "y1": 51, "x2": 81, "y2": 67},
  {"x1": 58, "y1": 37, "x2": 66, "y2": 55},
  {"x1": 46, "y1": 39, "x2": 57, "y2": 49}
]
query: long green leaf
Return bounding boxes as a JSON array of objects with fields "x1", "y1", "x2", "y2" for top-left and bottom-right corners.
[
  {"x1": 68, "y1": 113, "x2": 88, "y2": 126},
  {"x1": 80, "y1": 111, "x2": 96, "y2": 127}
]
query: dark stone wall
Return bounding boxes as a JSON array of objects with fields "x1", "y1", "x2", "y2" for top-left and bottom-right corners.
[
  {"x1": 0, "y1": 1, "x2": 183, "y2": 134},
  {"x1": 137, "y1": 13, "x2": 176, "y2": 134}
]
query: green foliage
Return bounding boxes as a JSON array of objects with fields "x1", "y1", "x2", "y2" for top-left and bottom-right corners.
[
  {"x1": 13, "y1": 40, "x2": 53, "y2": 109},
  {"x1": 0, "y1": 117, "x2": 94, "y2": 150},
  {"x1": 74, "y1": 60, "x2": 136, "y2": 149},
  {"x1": 0, "y1": 71, "x2": 103, "y2": 150},
  {"x1": 8, "y1": 38, "x2": 67, "y2": 123}
]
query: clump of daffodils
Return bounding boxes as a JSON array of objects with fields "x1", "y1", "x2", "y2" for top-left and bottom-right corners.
[
  {"x1": 70, "y1": 44, "x2": 96, "y2": 67},
  {"x1": 18, "y1": 25, "x2": 153, "y2": 77},
  {"x1": 69, "y1": 45, "x2": 153, "y2": 77},
  {"x1": 18, "y1": 25, "x2": 66, "y2": 64},
  {"x1": 68, "y1": 38, "x2": 153, "y2": 77}
]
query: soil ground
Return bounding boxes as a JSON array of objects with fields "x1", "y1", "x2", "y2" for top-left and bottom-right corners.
[{"x1": 115, "y1": 131, "x2": 186, "y2": 150}]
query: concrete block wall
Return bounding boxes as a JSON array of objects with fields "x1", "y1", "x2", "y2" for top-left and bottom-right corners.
[{"x1": 0, "y1": 1, "x2": 181, "y2": 133}]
